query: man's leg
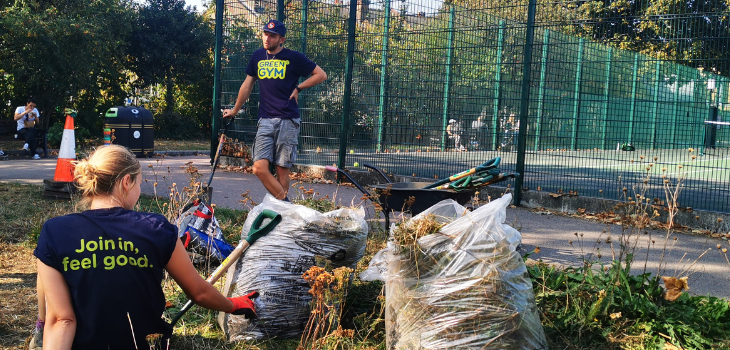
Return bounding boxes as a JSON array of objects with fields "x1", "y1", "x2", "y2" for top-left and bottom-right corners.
[
  {"x1": 252, "y1": 159, "x2": 287, "y2": 200},
  {"x1": 272, "y1": 118, "x2": 300, "y2": 200},
  {"x1": 252, "y1": 119, "x2": 288, "y2": 200},
  {"x1": 17, "y1": 129, "x2": 28, "y2": 150},
  {"x1": 25, "y1": 128, "x2": 37, "y2": 147},
  {"x1": 276, "y1": 166, "x2": 291, "y2": 195}
]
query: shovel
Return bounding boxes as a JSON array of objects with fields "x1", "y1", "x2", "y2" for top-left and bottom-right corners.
[
  {"x1": 170, "y1": 209, "x2": 282, "y2": 326},
  {"x1": 424, "y1": 157, "x2": 501, "y2": 189}
]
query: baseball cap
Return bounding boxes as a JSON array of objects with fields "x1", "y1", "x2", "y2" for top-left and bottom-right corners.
[{"x1": 262, "y1": 20, "x2": 286, "y2": 37}]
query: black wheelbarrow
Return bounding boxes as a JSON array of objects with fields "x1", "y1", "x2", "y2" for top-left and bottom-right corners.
[{"x1": 325, "y1": 162, "x2": 517, "y2": 227}]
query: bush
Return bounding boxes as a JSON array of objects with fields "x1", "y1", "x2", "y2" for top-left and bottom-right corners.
[
  {"x1": 154, "y1": 111, "x2": 206, "y2": 140},
  {"x1": 46, "y1": 122, "x2": 92, "y2": 149}
]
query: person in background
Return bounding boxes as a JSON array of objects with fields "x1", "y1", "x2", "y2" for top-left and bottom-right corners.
[
  {"x1": 33, "y1": 145, "x2": 258, "y2": 349},
  {"x1": 447, "y1": 119, "x2": 465, "y2": 151},
  {"x1": 470, "y1": 115, "x2": 488, "y2": 150},
  {"x1": 501, "y1": 113, "x2": 519, "y2": 151},
  {"x1": 223, "y1": 20, "x2": 327, "y2": 201},
  {"x1": 14, "y1": 97, "x2": 41, "y2": 159}
]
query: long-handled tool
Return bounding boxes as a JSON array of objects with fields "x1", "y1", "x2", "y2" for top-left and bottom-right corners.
[
  {"x1": 171, "y1": 209, "x2": 282, "y2": 326},
  {"x1": 424, "y1": 157, "x2": 501, "y2": 189},
  {"x1": 207, "y1": 117, "x2": 236, "y2": 188}
]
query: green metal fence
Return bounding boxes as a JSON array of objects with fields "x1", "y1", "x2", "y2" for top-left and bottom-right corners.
[{"x1": 215, "y1": 0, "x2": 730, "y2": 213}]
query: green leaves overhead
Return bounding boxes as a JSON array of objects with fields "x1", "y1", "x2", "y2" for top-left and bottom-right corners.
[
  {"x1": 0, "y1": 0, "x2": 133, "y2": 121},
  {"x1": 128, "y1": 0, "x2": 214, "y2": 112}
]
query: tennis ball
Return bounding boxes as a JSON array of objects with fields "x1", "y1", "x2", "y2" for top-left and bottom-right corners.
[
  {"x1": 354, "y1": 162, "x2": 359, "y2": 167},
  {"x1": 350, "y1": 149, "x2": 354, "y2": 154}
]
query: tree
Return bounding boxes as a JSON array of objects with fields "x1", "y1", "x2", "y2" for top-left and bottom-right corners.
[
  {"x1": 0, "y1": 0, "x2": 133, "y2": 130},
  {"x1": 128, "y1": 0, "x2": 214, "y2": 113}
]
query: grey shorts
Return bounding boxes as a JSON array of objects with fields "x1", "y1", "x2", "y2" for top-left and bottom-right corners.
[{"x1": 253, "y1": 118, "x2": 300, "y2": 168}]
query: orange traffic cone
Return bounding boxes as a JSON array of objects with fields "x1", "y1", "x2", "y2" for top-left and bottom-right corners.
[{"x1": 53, "y1": 110, "x2": 77, "y2": 182}]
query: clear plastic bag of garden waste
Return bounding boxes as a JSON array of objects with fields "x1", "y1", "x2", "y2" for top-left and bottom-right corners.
[
  {"x1": 219, "y1": 194, "x2": 368, "y2": 340},
  {"x1": 361, "y1": 193, "x2": 548, "y2": 349}
]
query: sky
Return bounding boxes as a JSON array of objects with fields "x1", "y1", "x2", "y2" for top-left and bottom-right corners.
[
  {"x1": 184, "y1": 0, "x2": 208, "y2": 12},
  {"x1": 133, "y1": 0, "x2": 209, "y2": 12}
]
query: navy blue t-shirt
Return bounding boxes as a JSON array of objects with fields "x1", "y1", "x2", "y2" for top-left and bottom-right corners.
[
  {"x1": 245, "y1": 47, "x2": 317, "y2": 119},
  {"x1": 34, "y1": 207, "x2": 178, "y2": 349}
]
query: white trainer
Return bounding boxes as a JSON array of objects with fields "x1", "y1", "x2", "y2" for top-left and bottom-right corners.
[
  {"x1": 23, "y1": 143, "x2": 29, "y2": 150},
  {"x1": 33, "y1": 154, "x2": 41, "y2": 160}
]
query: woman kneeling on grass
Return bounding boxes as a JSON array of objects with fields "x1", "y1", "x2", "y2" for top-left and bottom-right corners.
[{"x1": 34, "y1": 145, "x2": 256, "y2": 349}]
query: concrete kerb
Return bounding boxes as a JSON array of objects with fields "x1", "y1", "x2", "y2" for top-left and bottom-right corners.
[
  {"x1": 42, "y1": 149, "x2": 211, "y2": 157},
  {"x1": 154, "y1": 150, "x2": 210, "y2": 157},
  {"x1": 515, "y1": 190, "x2": 730, "y2": 234}
]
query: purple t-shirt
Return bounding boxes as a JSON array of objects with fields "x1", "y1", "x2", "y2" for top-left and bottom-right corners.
[
  {"x1": 245, "y1": 47, "x2": 317, "y2": 119},
  {"x1": 34, "y1": 207, "x2": 178, "y2": 349}
]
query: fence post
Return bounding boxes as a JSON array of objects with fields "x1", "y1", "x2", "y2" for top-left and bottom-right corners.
[
  {"x1": 210, "y1": 0, "x2": 225, "y2": 164},
  {"x1": 513, "y1": 0, "x2": 537, "y2": 206},
  {"x1": 300, "y1": 0, "x2": 308, "y2": 55},
  {"x1": 651, "y1": 60, "x2": 660, "y2": 149},
  {"x1": 491, "y1": 20, "x2": 505, "y2": 150},
  {"x1": 670, "y1": 65, "x2": 680, "y2": 146},
  {"x1": 628, "y1": 53, "x2": 639, "y2": 144},
  {"x1": 277, "y1": 0, "x2": 284, "y2": 22},
  {"x1": 337, "y1": 0, "x2": 358, "y2": 171},
  {"x1": 601, "y1": 47, "x2": 612, "y2": 149},
  {"x1": 440, "y1": 6, "x2": 456, "y2": 151},
  {"x1": 534, "y1": 29, "x2": 549, "y2": 151},
  {"x1": 570, "y1": 38, "x2": 584, "y2": 150},
  {"x1": 376, "y1": 0, "x2": 391, "y2": 152}
]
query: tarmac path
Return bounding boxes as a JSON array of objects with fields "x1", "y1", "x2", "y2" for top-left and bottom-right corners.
[{"x1": 1, "y1": 154, "x2": 728, "y2": 299}]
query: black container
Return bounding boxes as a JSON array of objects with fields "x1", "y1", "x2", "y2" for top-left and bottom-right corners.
[{"x1": 104, "y1": 106, "x2": 154, "y2": 157}]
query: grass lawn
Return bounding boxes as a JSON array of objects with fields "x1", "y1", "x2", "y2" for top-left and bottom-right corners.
[{"x1": 1, "y1": 181, "x2": 729, "y2": 350}]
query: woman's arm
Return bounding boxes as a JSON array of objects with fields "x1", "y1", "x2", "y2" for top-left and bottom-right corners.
[
  {"x1": 37, "y1": 260, "x2": 76, "y2": 350},
  {"x1": 165, "y1": 240, "x2": 234, "y2": 312}
]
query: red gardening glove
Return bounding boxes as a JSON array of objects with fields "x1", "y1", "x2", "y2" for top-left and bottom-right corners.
[{"x1": 228, "y1": 291, "x2": 259, "y2": 319}]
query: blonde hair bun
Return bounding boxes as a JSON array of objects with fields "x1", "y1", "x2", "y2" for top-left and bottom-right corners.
[{"x1": 74, "y1": 145, "x2": 141, "y2": 202}]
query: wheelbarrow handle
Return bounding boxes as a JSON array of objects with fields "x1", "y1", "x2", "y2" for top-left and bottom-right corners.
[
  {"x1": 362, "y1": 163, "x2": 393, "y2": 184},
  {"x1": 325, "y1": 166, "x2": 372, "y2": 196}
]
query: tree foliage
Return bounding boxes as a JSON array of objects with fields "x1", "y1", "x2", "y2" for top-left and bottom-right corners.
[
  {"x1": 128, "y1": 0, "x2": 214, "y2": 113},
  {"x1": 0, "y1": 0, "x2": 133, "y2": 130}
]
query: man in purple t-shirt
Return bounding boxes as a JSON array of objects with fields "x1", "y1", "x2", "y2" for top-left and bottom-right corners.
[{"x1": 223, "y1": 20, "x2": 327, "y2": 201}]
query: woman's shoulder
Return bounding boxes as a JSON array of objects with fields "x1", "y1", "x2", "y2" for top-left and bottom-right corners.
[
  {"x1": 44, "y1": 212, "x2": 86, "y2": 226},
  {"x1": 133, "y1": 211, "x2": 177, "y2": 232}
]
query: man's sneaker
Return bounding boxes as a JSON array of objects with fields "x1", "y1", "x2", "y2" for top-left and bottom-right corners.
[
  {"x1": 0, "y1": 150, "x2": 4, "y2": 156},
  {"x1": 22, "y1": 143, "x2": 29, "y2": 151},
  {"x1": 29, "y1": 324, "x2": 43, "y2": 350},
  {"x1": 33, "y1": 154, "x2": 41, "y2": 160}
]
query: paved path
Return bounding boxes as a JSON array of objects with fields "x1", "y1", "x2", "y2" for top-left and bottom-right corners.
[{"x1": 1, "y1": 154, "x2": 728, "y2": 299}]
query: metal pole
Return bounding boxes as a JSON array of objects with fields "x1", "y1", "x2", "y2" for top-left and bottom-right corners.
[
  {"x1": 277, "y1": 0, "x2": 284, "y2": 22},
  {"x1": 570, "y1": 38, "x2": 584, "y2": 150},
  {"x1": 440, "y1": 6, "x2": 455, "y2": 152},
  {"x1": 376, "y1": 0, "x2": 391, "y2": 152},
  {"x1": 534, "y1": 29, "x2": 548, "y2": 151},
  {"x1": 628, "y1": 53, "x2": 639, "y2": 144},
  {"x1": 210, "y1": 0, "x2": 225, "y2": 164},
  {"x1": 600, "y1": 47, "x2": 612, "y2": 149},
  {"x1": 300, "y1": 0, "x2": 308, "y2": 55},
  {"x1": 651, "y1": 60, "x2": 660, "y2": 149},
  {"x1": 337, "y1": 0, "x2": 358, "y2": 172},
  {"x1": 513, "y1": 0, "x2": 537, "y2": 206},
  {"x1": 670, "y1": 65, "x2": 680, "y2": 146},
  {"x1": 492, "y1": 20, "x2": 505, "y2": 150}
]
